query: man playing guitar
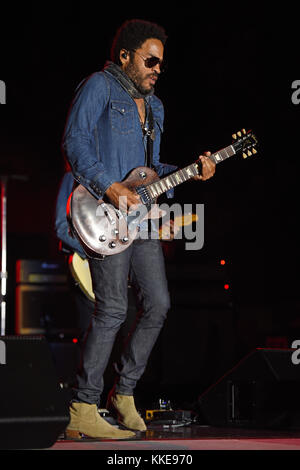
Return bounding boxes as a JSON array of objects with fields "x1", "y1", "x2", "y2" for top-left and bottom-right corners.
[{"x1": 61, "y1": 19, "x2": 215, "y2": 440}]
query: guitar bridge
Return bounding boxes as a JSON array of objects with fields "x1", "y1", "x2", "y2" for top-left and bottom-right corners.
[{"x1": 136, "y1": 185, "x2": 153, "y2": 207}]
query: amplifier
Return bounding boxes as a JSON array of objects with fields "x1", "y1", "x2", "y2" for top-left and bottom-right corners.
[
  {"x1": 16, "y1": 259, "x2": 67, "y2": 284},
  {"x1": 15, "y1": 259, "x2": 79, "y2": 337},
  {"x1": 15, "y1": 284, "x2": 79, "y2": 336}
]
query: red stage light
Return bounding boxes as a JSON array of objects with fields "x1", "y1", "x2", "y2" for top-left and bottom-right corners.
[
  {"x1": 220, "y1": 259, "x2": 226, "y2": 265},
  {"x1": 224, "y1": 284, "x2": 229, "y2": 290},
  {"x1": 72, "y1": 338, "x2": 78, "y2": 344}
]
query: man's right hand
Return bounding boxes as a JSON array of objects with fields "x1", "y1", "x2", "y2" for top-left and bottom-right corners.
[{"x1": 105, "y1": 182, "x2": 140, "y2": 211}]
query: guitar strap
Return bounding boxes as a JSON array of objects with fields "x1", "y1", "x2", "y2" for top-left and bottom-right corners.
[{"x1": 145, "y1": 104, "x2": 154, "y2": 169}]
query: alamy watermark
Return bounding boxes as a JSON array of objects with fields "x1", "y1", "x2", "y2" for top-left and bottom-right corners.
[
  {"x1": 0, "y1": 340, "x2": 6, "y2": 365},
  {"x1": 96, "y1": 201, "x2": 205, "y2": 251},
  {"x1": 291, "y1": 339, "x2": 300, "y2": 365},
  {"x1": 291, "y1": 80, "x2": 300, "y2": 104},
  {"x1": 0, "y1": 80, "x2": 6, "y2": 104}
]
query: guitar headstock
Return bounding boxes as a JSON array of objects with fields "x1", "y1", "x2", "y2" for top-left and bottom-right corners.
[{"x1": 232, "y1": 129, "x2": 258, "y2": 159}]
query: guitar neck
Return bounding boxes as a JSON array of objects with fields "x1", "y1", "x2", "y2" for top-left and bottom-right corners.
[{"x1": 146, "y1": 144, "x2": 236, "y2": 198}]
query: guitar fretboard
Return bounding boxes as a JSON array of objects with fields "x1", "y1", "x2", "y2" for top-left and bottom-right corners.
[{"x1": 146, "y1": 144, "x2": 236, "y2": 199}]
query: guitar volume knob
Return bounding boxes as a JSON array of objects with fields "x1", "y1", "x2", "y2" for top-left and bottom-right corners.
[
  {"x1": 122, "y1": 237, "x2": 129, "y2": 243},
  {"x1": 99, "y1": 235, "x2": 106, "y2": 242},
  {"x1": 109, "y1": 242, "x2": 116, "y2": 248}
]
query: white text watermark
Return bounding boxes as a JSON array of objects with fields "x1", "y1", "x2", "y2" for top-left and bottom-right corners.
[
  {"x1": 0, "y1": 80, "x2": 6, "y2": 104},
  {"x1": 291, "y1": 339, "x2": 300, "y2": 365},
  {"x1": 96, "y1": 201, "x2": 205, "y2": 251},
  {"x1": 291, "y1": 80, "x2": 300, "y2": 105},
  {"x1": 0, "y1": 340, "x2": 6, "y2": 365}
]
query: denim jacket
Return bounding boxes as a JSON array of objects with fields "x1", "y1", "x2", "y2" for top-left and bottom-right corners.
[
  {"x1": 62, "y1": 69, "x2": 177, "y2": 200},
  {"x1": 55, "y1": 171, "x2": 87, "y2": 258}
]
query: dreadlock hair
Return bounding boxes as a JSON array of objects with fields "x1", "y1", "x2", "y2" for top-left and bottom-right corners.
[{"x1": 111, "y1": 19, "x2": 167, "y2": 65}]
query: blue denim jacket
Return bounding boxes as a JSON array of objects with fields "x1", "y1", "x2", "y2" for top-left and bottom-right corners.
[
  {"x1": 55, "y1": 171, "x2": 87, "y2": 258},
  {"x1": 62, "y1": 69, "x2": 177, "y2": 199}
]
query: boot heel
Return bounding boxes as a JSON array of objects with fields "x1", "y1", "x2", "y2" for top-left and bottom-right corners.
[{"x1": 65, "y1": 429, "x2": 83, "y2": 439}]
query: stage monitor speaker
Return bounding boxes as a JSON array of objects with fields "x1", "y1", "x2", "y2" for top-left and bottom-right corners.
[
  {"x1": 0, "y1": 336, "x2": 70, "y2": 449},
  {"x1": 198, "y1": 348, "x2": 300, "y2": 429}
]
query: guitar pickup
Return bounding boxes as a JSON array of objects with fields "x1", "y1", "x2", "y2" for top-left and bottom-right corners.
[{"x1": 100, "y1": 202, "x2": 116, "y2": 225}]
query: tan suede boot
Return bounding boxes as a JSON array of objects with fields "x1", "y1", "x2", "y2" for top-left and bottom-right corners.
[
  {"x1": 65, "y1": 402, "x2": 136, "y2": 439},
  {"x1": 110, "y1": 394, "x2": 147, "y2": 431}
]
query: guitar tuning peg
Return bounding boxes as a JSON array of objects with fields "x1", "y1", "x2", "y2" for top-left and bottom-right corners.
[
  {"x1": 232, "y1": 133, "x2": 237, "y2": 140},
  {"x1": 247, "y1": 150, "x2": 252, "y2": 156},
  {"x1": 242, "y1": 129, "x2": 246, "y2": 134},
  {"x1": 237, "y1": 131, "x2": 242, "y2": 137},
  {"x1": 252, "y1": 148, "x2": 257, "y2": 154},
  {"x1": 242, "y1": 152, "x2": 248, "y2": 159}
]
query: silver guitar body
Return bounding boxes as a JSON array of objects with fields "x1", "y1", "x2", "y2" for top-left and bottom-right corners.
[{"x1": 67, "y1": 166, "x2": 160, "y2": 258}]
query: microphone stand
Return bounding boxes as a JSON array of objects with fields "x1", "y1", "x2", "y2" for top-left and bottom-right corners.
[
  {"x1": 0, "y1": 174, "x2": 28, "y2": 336},
  {"x1": 0, "y1": 176, "x2": 7, "y2": 336}
]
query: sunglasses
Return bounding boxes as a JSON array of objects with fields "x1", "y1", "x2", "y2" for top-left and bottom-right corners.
[{"x1": 131, "y1": 50, "x2": 165, "y2": 72}]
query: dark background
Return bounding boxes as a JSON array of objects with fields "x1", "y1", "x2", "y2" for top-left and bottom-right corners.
[{"x1": 1, "y1": 4, "x2": 299, "y2": 404}]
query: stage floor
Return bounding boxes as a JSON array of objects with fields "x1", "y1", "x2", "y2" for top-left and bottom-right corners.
[{"x1": 49, "y1": 424, "x2": 300, "y2": 451}]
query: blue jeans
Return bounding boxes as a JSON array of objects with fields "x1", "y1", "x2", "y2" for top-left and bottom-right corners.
[{"x1": 74, "y1": 239, "x2": 171, "y2": 406}]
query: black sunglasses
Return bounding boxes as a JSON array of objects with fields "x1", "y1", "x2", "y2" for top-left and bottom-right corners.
[{"x1": 131, "y1": 50, "x2": 165, "y2": 72}]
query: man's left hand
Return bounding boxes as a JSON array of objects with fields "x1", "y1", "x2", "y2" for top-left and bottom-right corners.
[{"x1": 194, "y1": 151, "x2": 216, "y2": 181}]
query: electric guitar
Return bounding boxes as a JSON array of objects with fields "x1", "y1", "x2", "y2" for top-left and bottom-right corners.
[
  {"x1": 67, "y1": 129, "x2": 258, "y2": 258},
  {"x1": 69, "y1": 252, "x2": 95, "y2": 301},
  {"x1": 69, "y1": 213, "x2": 199, "y2": 301}
]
